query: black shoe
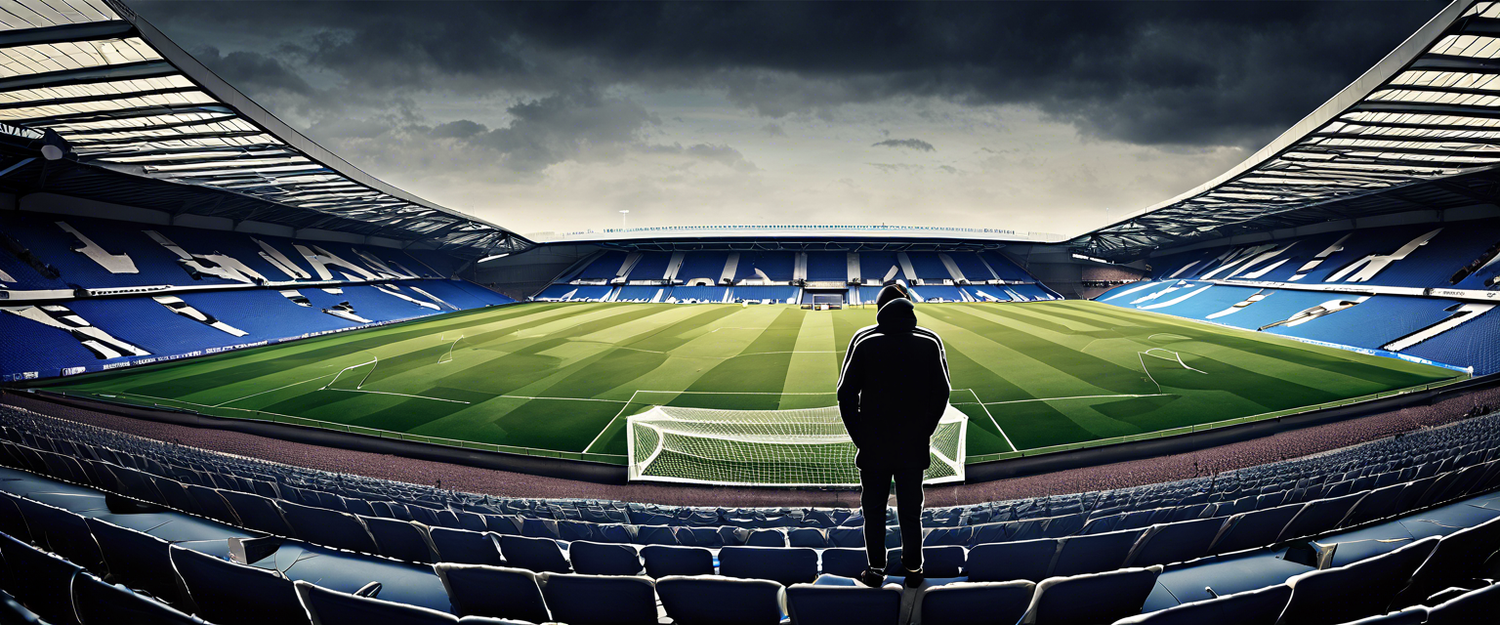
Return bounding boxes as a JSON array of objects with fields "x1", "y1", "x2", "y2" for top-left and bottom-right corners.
[
  {"x1": 902, "y1": 567, "x2": 925, "y2": 588},
  {"x1": 857, "y1": 568, "x2": 885, "y2": 588}
]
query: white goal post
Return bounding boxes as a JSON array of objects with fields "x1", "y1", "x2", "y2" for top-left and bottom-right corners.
[{"x1": 627, "y1": 404, "x2": 968, "y2": 487}]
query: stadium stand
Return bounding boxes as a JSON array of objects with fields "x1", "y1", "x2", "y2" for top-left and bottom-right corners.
[
  {"x1": 1098, "y1": 219, "x2": 1500, "y2": 375},
  {"x1": 533, "y1": 248, "x2": 1054, "y2": 308},
  {"x1": 4, "y1": 399, "x2": 1500, "y2": 623}
]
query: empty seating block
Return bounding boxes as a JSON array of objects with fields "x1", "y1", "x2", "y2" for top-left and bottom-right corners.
[
  {"x1": 968, "y1": 539, "x2": 1059, "y2": 582},
  {"x1": 1113, "y1": 584, "x2": 1291, "y2": 625},
  {"x1": 71, "y1": 573, "x2": 199, "y2": 625}
]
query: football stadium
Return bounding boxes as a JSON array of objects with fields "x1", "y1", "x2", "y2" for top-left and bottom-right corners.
[{"x1": 3, "y1": 0, "x2": 1500, "y2": 624}]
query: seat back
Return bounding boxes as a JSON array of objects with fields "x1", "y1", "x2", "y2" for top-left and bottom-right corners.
[
  {"x1": 920, "y1": 581, "x2": 1034, "y2": 625},
  {"x1": 432, "y1": 564, "x2": 549, "y2": 624},
  {"x1": 1425, "y1": 583, "x2": 1500, "y2": 625},
  {"x1": 1209, "y1": 505, "x2": 1302, "y2": 556},
  {"x1": 1112, "y1": 584, "x2": 1291, "y2": 625},
  {"x1": 819, "y1": 548, "x2": 869, "y2": 578},
  {"x1": 1126, "y1": 518, "x2": 1224, "y2": 567},
  {"x1": 569, "y1": 541, "x2": 643, "y2": 576},
  {"x1": 641, "y1": 545, "x2": 714, "y2": 578},
  {"x1": 1399, "y1": 515, "x2": 1500, "y2": 606},
  {"x1": 168, "y1": 545, "x2": 308, "y2": 625},
  {"x1": 884, "y1": 545, "x2": 966, "y2": 577},
  {"x1": 429, "y1": 527, "x2": 502, "y2": 565},
  {"x1": 497, "y1": 535, "x2": 571, "y2": 573},
  {"x1": 785, "y1": 583, "x2": 901, "y2": 625},
  {"x1": 1052, "y1": 529, "x2": 1143, "y2": 577},
  {"x1": 84, "y1": 517, "x2": 181, "y2": 606},
  {"x1": 540, "y1": 574, "x2": 658, "y2": 625},
  {"x1": 968, "y1": 538, "x2": 1059, "y2": 582},
  {"x1": 0, "y1": 531, "x2": 81, "y2": 625},
  {"x1": 1278, "y1": 536, "x2": 1439, "y2": 625},
  {"x1": 362, "y1": 517, "x2": 436, "y2": 564},
  {"x1": 279, "y1": 501, "x2": 379, "y2": 555},
  {"x1": 293, "y1": 580, "x2": 455, "y2": 625},
  {"x1": 657, "y1": 575, "x2": 784, "y2": 625},
  {"x1": 9, "y1": 496, "x2": 102, "y2": 572},
  {"x1": 1021, "y1": 565, "x2": 1163, "y2": 625},
  {"x1": 218, "y1": 490, "x2": 294, "y2": 537},
  {"x1": 70, "y1": 573, "x2": 198, "y2": 625},
  {"x1": 719, "y1": 546, "x2": 819, "y2": 586}
]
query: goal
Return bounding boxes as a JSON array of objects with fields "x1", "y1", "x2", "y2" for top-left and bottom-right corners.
[{"x1": 627, "y1": 404, "x2": 968, "y2": 487}]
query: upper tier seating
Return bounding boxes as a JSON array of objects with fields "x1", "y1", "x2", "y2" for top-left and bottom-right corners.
[
  {"x1": 1097, "y1": 219, "x2": 1500, "y2": 375},
  {"x1": 4, "y1": 401, "x2": 1500, "y2": 623}
]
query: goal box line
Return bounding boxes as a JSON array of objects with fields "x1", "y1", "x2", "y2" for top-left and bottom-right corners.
[{"x1": 626, "y1": 402, "x2": 968, "y2": 488}]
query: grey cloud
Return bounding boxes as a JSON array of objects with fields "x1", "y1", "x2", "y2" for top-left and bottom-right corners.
[
  {"x1": 135, "y1": 1, "x2": 1444, "y2": 149},
  {"x1": 873, "y1": 138, "x2": 935, "y2": 152},
  {"x1": 430, "y1": 120, "x2": 489, "y2": 139}
]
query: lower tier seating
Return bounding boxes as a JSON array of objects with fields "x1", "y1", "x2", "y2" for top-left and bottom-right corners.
[{"x1": 2, "y1": 403, "x2": 1500, "y2": 623}]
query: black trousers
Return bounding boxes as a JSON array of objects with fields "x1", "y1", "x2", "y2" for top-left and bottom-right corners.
[{"x1": 860, "y1": 467, "x2": 925, "y2": 572}]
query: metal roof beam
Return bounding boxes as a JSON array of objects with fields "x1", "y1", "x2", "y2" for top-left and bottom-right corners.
[
  {"x1": 0, "y1": 60, "x2": 175, "y2": 93},
  {"x1": 13, "y1": 103, "x2": 234, "y2": 126},
  {"x1": 0, "y1": 85, "x2": 199, "y2": 111},
  {"x1": 0, "y1": 20, "x2": 134, "y2": 48}
]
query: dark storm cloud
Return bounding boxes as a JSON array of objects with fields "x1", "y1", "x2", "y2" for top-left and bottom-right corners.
[
  {"x1": 134, "y1": 0, "x2": 1444, "y2": 149},
  {"x1": 873, "y1": 139, "x2": 935, "y2": 152}
]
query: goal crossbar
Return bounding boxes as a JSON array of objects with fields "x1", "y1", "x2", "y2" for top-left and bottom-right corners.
[{"x1": 627, "y1": 404, "x2": 967, "y2": 487}]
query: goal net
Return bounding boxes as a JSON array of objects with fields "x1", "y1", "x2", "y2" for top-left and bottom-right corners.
[{"x1": 627, "y1": 404, "x2": 967, "y2": 487}]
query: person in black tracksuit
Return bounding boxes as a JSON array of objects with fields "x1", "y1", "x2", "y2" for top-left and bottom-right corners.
[{"x1": 836, "y1": 284, "x2": 951, "y2": 587}]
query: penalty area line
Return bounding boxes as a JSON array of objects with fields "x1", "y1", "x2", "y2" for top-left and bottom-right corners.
[
  {"x1": 982, "y1": 393, "x2": 1169, "y2": 406},
  {"x1": 584, "y1": 389, "x2": 642, "y2": 454},
  {"x1": 964, "y1": 388, "x2": 1014, "y2": 452}
]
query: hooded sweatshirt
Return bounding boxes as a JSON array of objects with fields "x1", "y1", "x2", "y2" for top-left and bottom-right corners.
[{"x1": 836, "y1": 297, "x2": 952, "y2": 471}]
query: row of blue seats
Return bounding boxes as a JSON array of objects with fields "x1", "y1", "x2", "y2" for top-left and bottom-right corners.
[
  {"x1": 0, "y1": 279, "x2": 514, "y2": 380},
  {"x1": 0, "y1": 211, "x2": 445, "y2": 292},
  {"x1": 562, "y1": 250, "x2": 1036, "y2": 285},
  {"x1": 9, "y1": 397, "x2": 1496, "y2": 539},
  {"x1": 1149, "y1": 219, "x2": 1500, "y2": 290},
  {"x1": 6, "y1": 420, "x2": 1500, "y2": 625},
  {"x1": 1095, "y1": 281, "x2": 1498, "y2": 375}
]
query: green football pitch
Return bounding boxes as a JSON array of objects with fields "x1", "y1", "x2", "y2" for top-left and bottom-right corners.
[{"x1": 31, "y1": 300, "x2": 1463, "y2": 464}]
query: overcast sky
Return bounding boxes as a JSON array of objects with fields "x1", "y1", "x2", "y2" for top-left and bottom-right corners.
[{"x1": 131, "y1": 1, "x2": 1446, "y2": 239}]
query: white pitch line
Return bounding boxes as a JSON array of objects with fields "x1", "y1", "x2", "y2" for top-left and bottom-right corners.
[
  {"x1": 982, "y1": 393, "x2": 1169, "y2": 406},
  {"x1": 322, "y1": 388, "x2": 471, "y2": 405},
  {"x1": 965, "y1": 388, "x2": 1014, "y2": 452},
  {"x1": 584, "y1": 389, "x2": 642, "y2": 453},
  {"x1": 214, "y1": 372, "x2": 338, "y2": 407}
]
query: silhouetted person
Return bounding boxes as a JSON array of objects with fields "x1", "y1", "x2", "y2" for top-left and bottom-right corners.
[{"x1": 837, "y1": 284, "x2": 950, "y2": 587}]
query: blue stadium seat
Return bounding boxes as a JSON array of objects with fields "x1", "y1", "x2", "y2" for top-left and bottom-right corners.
[
  {"x1": 168, "y1": 545, "x2": 309, "y2": 625},
  {"x1": 1021, "y1": 565, "x2": 1163, "y2": 625},
  {"x1": 657, "y1": 575, "x2": 784, "y2": 625},
  {"x1": 568, "y1": 541, "x2": 643, "y2": 576},
  {"x1": 0, "y1": 531, "x2": 82, "y2": 625},
  {"x1": 718, "y1": 546, "x2": 819, "y2": 586},
  {"x1": 433, "y1": 564, "x2": 550, "y2": 624},
  {"x1": 84, "y1": 517, "x2": 183, "y2": 606},
  {"x1": 428, "y1": 527, "x2": 503, "y2": 565},
  {"x1": 70, "y1": 573, "x2": 201, "y2": 625},
  {"x1": 785, "y1": 578, "x2": 902, "y2": 625},
  {"x1": 361, "y1": 516, "x2": 436, "y2": 564},
  {"x1": 1111, "y1": 583, "x2": 1290, "y2": 625},
  {"x1": 1277, "y1": 537, "x2": 1439, "y2": 625},
  {"x1": 279, "y1": 501, "x2": 380, "y2": 555},
  {"x1": 918, "y1": 580, "x2": 1034, "y2": 625},
  {"x1": 1425, "y1": 583, "x2": 1500, "y2": 625},
  {"x1": 1126, "y1": 518, "x2": 1224, "y2": 567},
  {"x1": 967, "y1": 538, "x2": 1059, "y2": 582},
  {"x1": 538, "y1": 573, "x2": 658, "y2": 625},
  {"x1": 294, "y1": 580, "x2": 455, "y2": 625},
  {"x1": 498, "y1": 535, "x2": 571, "y2": 573},
  {"x1": 641, "y1": 545, "x2": 714, "y2": 578}
]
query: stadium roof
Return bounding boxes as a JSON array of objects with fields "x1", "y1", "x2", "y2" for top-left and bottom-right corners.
[
  {"x1": 1072, "y1": 0, "x2": 1500, "y2": 261},
  {"x1": 0, "y1": 0, "x2": 531, "y2": 257}
]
